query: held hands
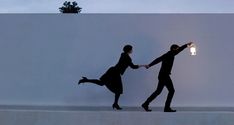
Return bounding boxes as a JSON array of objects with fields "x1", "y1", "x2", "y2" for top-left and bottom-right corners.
[
  {"x1": 139, "y1": 65, "x2": 150, "y2": 69},
  {"x1": 145, "y1": 65, "x2": 150, "y2": 69}
]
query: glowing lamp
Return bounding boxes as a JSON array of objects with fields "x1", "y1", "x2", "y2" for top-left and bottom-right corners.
[{"x1": 189, "y1": 44, "x2": 196, "y2": 56}]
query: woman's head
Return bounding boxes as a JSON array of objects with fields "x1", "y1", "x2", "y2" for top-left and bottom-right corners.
[{"x1": 123, "y1": 45, "x2": 133, "y2": 54}]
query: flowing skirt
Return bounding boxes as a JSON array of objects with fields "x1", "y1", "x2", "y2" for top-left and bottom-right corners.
[{"x1": 100, "y1": 67, "x2": 123, "y2": 94}]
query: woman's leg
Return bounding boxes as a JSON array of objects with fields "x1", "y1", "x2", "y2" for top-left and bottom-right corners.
[
  {"x1": 78, "y1": 77, "x2": 104, "y2": 86},
  {"x1": 114, "y1": 94, "x2": 120, "y2": 105},
  {"x1": 112, "y1": 93, "x2": 122, "y2": 110}
]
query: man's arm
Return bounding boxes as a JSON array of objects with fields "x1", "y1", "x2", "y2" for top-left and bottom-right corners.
[
  {"x1": 174, "y1": 42, "x2": 193, "y2": 55},
  {"x1": 147, "y1": 54, "x2": 167, "y2": 68}
]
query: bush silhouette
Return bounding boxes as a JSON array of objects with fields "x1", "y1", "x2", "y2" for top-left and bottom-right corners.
[{"x1": 59, "y1": 1, "x2": 82, "y2": 13}]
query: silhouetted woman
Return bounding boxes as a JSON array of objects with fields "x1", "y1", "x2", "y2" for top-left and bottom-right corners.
[{"x1": 78, "y1": 45, "x2": 144, "y2": 110}]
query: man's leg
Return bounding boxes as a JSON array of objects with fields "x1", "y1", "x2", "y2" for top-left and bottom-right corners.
[
  {"x1": 142, "y1": 80, "x2": 164, "y2": 111},
  {"x1": 164, "y1": 76, "x2": 176, "y2": 112}
]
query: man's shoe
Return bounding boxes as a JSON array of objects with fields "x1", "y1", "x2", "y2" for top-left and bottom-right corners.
[
  {"x1": 164, "y1": 108, "x2": 176, "y2": 112},
  {"x1": 141, "y1": 103, "x2": 152, "y2": 112}
]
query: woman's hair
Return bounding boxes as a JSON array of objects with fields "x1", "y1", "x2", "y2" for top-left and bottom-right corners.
[{"x1": 123, "y1": 45, "x2": 133, "y2": 53}]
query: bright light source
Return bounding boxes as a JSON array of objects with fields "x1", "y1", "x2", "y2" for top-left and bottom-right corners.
[{"x1": 190, "y1": 44, "x2": 196, "y2": 56}]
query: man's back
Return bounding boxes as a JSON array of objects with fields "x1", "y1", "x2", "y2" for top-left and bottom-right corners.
[
  {"x1": 159, "y1": 51, "x2": 175, "y2": 76},
  {"x1": 148, "y1": 44, "x2": 188, "y2": 76}
]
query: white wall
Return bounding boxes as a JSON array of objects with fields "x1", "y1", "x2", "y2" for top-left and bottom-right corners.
[{"x1": 0, "y1": 14, "x2": 234, "y2": 107}]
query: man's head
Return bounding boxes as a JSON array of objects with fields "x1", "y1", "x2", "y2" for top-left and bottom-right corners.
[{"x1": 170, "y1": 44, "x2": 179, "y2": 51}]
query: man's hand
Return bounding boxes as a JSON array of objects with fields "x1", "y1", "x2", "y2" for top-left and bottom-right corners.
[{"x1": 187, "y1": 42, "x2": 193, "y2": 47}]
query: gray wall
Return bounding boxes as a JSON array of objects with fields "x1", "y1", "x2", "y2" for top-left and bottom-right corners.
[{"x1": 0, "y1": 14, "x2": 233, "y2": 107}]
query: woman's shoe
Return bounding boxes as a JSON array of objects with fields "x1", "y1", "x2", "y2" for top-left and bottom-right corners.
[
  {"x1": 78, "y1": 77, "x2": 88, "y2": 85},
  {"x1": 112, "y1": 103, "x2": 122, "y2": 110}
]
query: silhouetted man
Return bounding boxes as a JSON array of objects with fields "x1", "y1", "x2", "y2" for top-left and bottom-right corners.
[{"x1": 142, "y1": 42, "x2": 192, "y2": 112}]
